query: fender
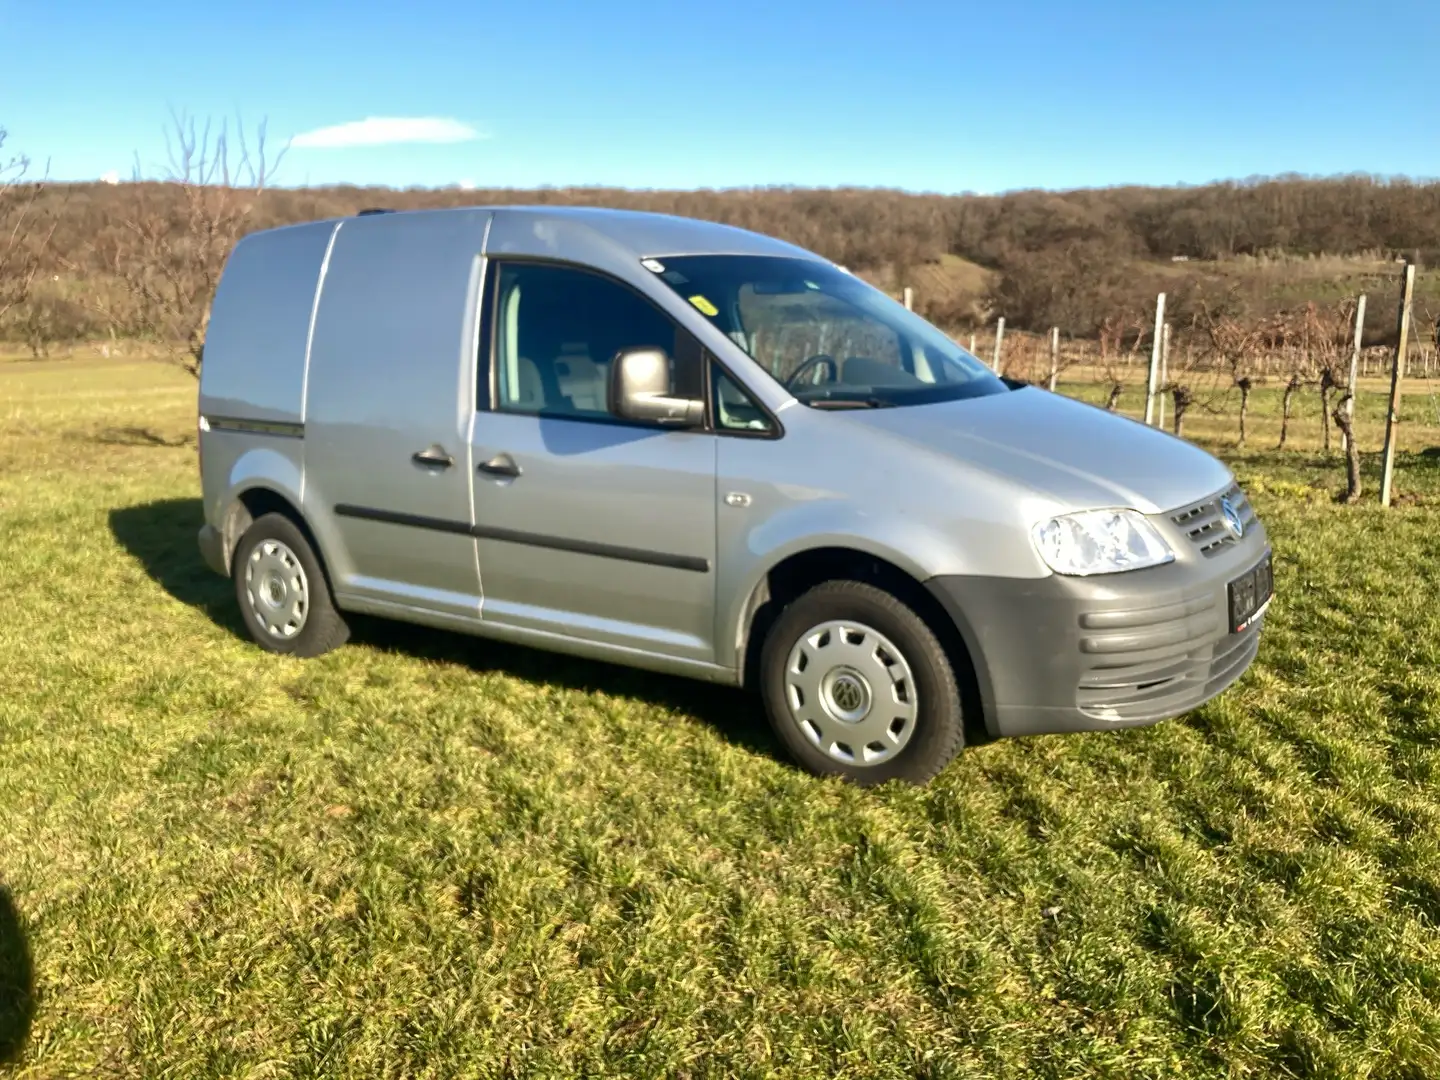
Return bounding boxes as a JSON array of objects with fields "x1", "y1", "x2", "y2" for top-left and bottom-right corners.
[
  {"x1": 212, "y1": 446, "x2": 308, "y2": 573},
  {"x1": 716, "y1": 498, "x2": 972, "y2": 674}
]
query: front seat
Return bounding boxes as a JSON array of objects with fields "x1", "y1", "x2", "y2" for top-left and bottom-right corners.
[
  {"x1": 553, "y1": 345, "x2": 606, "y2": 412},
  {"x1": 512, "y1": 355, "x2": 545, "y2": 410}
]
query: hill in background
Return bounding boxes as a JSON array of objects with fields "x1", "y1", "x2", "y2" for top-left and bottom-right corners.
[{"x1": 13, "y1": 176, "x2": 1440, "y2": 353}]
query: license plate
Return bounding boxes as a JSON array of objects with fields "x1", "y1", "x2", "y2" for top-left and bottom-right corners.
[{"x1": 1228, "y1": 552, "x2": 1273, "y2": 634}]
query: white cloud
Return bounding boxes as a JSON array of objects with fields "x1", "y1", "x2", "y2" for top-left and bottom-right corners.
[
  {"x1": 290, "y1": 117, "x2": 484, "y2": 149},
  {"x1": 458, "y1": 179, "x2": 475, "y2": 190},
  {"x1": 99, "y1": 170, "x2": 120, "y2": 185}
]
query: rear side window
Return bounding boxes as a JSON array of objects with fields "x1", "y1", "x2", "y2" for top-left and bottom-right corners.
[{"x1": 492, "y1": 263, "x2": 702, "y2": 420}]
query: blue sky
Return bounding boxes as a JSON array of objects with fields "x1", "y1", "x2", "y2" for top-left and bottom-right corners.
[{"x1": 2, "y1": 0, "x2": 1437, "y2": 194}]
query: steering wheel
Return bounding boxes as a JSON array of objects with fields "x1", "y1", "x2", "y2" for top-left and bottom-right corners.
[{"x1": 785, "y1": 353, "x2": 838, "y2": 390}]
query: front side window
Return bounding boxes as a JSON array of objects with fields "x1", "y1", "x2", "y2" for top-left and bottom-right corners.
[
  {"x1": 493, "y1": 263, "x2": 701, "y2": 419},
  {"x1": 712, "y1": 367, "x2": 775, "y2": 434},
  {"x1": 648, "y1": 255, "x2": 1007, "y2": 410}
]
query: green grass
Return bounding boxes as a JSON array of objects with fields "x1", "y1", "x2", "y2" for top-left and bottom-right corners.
[{"x1": 3, "y1": 358, "x2": 1440, "y2": 1078}]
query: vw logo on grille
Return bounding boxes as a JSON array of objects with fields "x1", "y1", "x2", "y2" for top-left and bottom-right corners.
[{"x1": 1220, "y1": 496, "x2": 1245, "y2": 539}]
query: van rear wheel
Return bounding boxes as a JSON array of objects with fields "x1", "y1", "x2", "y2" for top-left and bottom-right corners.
[
  {"x1": 233, "y1": 513, "x2": 349, "y2": 658},
  {"x1": 760, "y1": 580, "x2": 963, "y2": 786}
]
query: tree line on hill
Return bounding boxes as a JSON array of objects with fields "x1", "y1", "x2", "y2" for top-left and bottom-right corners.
[{"x1": 2, "y1": 115, "x2": 1438, "y2": 358}]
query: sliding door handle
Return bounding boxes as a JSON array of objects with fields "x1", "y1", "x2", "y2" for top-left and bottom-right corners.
[
  {"x1": 412, "y1": 446, "x2": 454, "y2": 469},
  {"x1": 477, "y1": 454, "x2": 522, "y2": 479}
]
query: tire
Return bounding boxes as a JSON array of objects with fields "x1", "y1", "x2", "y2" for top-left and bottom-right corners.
[
  {"x1": 760, "y1": 580, "x2": 964, "y2": 786},
  {"x1": 233, "y1": 512, "x2": 350, "y2": 658}
]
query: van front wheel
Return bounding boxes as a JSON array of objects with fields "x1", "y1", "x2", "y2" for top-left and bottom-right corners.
[
  {"x1": 760, "y1": 580, "x2": 963, "y2": 786},
  {"x1": 233, "y1": 513, "x2": 350, "y2": 658}
]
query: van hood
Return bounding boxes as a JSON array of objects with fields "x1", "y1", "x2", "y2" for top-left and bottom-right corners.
[{"x1": 843, "y1": 386, "x2": 1233, "y2": 514}]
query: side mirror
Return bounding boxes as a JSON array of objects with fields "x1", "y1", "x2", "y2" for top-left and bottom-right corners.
[{"x1": 608, "y1": 347, "x2": 705, "y2": 426}]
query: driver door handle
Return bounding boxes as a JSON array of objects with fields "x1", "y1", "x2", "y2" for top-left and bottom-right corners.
[
  {"x1": 411, "y1": 446, "x2": 454, "y2": 469},
  {"x1": 477, "y1": 453, "x2": 522, "y2": 479}
]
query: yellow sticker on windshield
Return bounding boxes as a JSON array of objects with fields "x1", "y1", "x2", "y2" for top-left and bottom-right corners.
[{"x1": 688, "y1": 294, "x2": 719, "y2": 317}]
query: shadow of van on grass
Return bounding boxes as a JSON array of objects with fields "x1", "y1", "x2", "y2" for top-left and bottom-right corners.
[
  {"x1": 0, "y1": 885, "x2": 35, "y2": 1066},
  {"x1": 107, "y1": 498, "x2": 781, "y2": 761}
]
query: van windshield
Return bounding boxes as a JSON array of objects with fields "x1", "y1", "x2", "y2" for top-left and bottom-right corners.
[{"x1": 647, "y1": 254, "x2": 1007, "y2": 409}]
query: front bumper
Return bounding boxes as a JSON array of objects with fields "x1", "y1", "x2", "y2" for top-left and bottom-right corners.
[
  {"x1": 198, "y1": 523, "x2": 228, "y2": 577},
  {"x1": 927, "y1": 510, "x2": 1269, "y2": 739}
]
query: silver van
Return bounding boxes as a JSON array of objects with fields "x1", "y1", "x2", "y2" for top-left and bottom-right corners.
[{"x1": 196, "y1": 206, "x2": 1272, "y2": 785}]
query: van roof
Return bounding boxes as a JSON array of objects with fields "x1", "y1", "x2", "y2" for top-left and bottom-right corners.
[{"x1": 306, "y1": 204, "x2": 819, "y2": 261}]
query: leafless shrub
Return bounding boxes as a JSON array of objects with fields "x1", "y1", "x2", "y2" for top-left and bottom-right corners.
[
  {"x1": 1277, "y1": 371, "x2": 1303, "y2": 449},
  {"x1": 13, "y1": 294, "x2": 94, "y2": 358},
  {"x1": 1200, "y1": 304, "x2": 1267, "y2": 447},
  {"x1": 1098, "y1": 354, "x2": 1126, "y2": 411},
  {"x1": 1333, "y1": 392, "x2": 1362, "y2": 502},
  {"x1": 1236, "y1": 376, "x2": 1254, "y2": 446},
  {"x1": 1149, "y1": 315, "x2": 1225, "y2": 438}
]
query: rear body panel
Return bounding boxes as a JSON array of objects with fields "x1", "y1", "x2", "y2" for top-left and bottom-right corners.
[
  {"x1": 198, "y1": 220, "x2": 337, "y2": 558},
  {"x1": 201, "y1": 219, "x2": 336, "y2": 426}
]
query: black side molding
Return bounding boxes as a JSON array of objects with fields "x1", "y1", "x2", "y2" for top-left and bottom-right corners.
[
  {"x1": 335, "y1": 505, "x2": 470, "y2": 536},
  {"x1": 202, "y1": 416, "x2": 304, "y2": 439},
  {"x1": 333, "y1": 504, "x2": 710, "y2": 573}
]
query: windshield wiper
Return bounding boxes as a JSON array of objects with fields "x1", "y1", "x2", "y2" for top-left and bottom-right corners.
[{"x1": 805, "y1": 396, "x2": 893, "y2": 410}]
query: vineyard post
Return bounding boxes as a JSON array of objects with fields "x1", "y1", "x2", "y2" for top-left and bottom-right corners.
[
  {"x1": 1144, "y1": 292, "x2": 1166, "y2": 425},
  {"x1": 1380, "y1": 263, "x2": 1416, "y2": 508},
  {"x1": 968, "y1": 333, "x2": 976, "y2": 354},
  {"x1": 1158, "y1": 321, "x2": 1172, "y2": 428},
  {"x1": 992, "y1": 317, "x2": 1005, "y2": 374},
  {"x1": 1047, "y1": 327, "x2": 1060, "y2": 391},
  {"x1": 1345, "y1": 293, "x2": 1366, "y2": 453},
  {"x1": 902, "y1": 286, "x2": 913, "y2": 311}
]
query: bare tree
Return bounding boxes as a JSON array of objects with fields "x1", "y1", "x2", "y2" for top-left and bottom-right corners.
[
  {"x1": 84, "y1": 110, "x2": 285, "y2": 376},
  {"x1": 0, "y1": 128, "x2": 52, "y2": 326}
]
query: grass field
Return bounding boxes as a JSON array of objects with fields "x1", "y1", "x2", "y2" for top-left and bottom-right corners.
[{"x1": 3, "y1": 358, "x2": 1440, "y2": 1078}]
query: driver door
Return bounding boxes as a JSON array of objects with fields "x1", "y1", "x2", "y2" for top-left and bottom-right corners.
[{"x1": 469, "y1": 262, "x2": 720, "y2": 664}]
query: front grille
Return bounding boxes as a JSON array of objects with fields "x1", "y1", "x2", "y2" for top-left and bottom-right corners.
[{"x1": 1170, "y1": 484, "x2": 1256, "y2": 557}]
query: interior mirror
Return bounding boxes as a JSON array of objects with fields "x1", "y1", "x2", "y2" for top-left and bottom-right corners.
[{"x1": 608, "y1": 347, "x2": 705, "y2": 426}]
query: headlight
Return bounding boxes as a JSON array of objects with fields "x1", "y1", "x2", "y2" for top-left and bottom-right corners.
[{"x1": 1031, "y1": 509, "x2": 1174, "y2": 576}]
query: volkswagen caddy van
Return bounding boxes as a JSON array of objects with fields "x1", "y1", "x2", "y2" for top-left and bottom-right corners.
[{"x1": 196, "y1": 206, "x2": 1272, "y2": 785}]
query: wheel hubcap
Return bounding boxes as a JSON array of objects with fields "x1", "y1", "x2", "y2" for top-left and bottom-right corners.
[
  {"x1": 784, "y1": 620, "x2": 918, "y2": 766},
  {"x1": 244, "y1": 539, "x2": 309, "y2": 639}
]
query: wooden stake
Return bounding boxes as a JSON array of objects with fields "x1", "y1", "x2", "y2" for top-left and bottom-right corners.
[
  {"x1": 1159, "y1": 321, "x2": 1171, "y2": 428},
  {"x1": 1381, "y1": 264, "x2": 1416, "y2": 508},
  {"x1": 1047, "y1": 327, "x2": 1060, "y2": 391},
  {"x1": 902, "y1": 286, "x2": 913, "y2": 311},
  {"x1": 1144, "y1": 293, "x2": 1166, "y2": 426},
  {"x1": 992, "y1": 317, "x2": 1005, "y2": 374},
  {"x1": 1344, "y1": 294, "x2": 1366, "y2": 453}
]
